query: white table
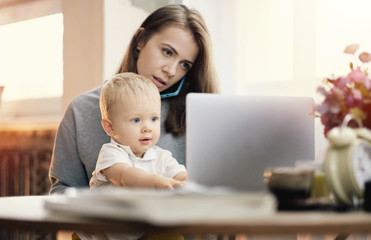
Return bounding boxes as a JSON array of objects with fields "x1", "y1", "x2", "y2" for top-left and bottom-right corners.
[{"x1": 1, "y1": 195, "x2": 371, "y2": 238}]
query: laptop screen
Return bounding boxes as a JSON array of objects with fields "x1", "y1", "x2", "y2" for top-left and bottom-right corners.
[{"x1": 186, "y1": 93, "x2": 315, "y2": 192}]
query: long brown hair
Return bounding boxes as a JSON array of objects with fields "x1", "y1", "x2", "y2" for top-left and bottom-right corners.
[{"x1": 116, "y1": 4, "x2": 219, "y2": 136}]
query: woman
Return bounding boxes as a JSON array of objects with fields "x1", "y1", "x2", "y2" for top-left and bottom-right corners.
[{"x1": 49, "y1": 4, "x2": 219, "y2": 194}]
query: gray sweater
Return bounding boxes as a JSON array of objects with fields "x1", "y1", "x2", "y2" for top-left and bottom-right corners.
[{"x1": 49, "y1": 86, "x2": 185, "y2": 194}]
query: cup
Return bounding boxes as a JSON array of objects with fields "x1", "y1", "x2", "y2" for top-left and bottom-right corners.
[
  {"x1": 295, "y1": 160, "x2": 330, "y2": 198},
  {"x1": 265, "y1": 167, "x2": 314, "y2": 200}
]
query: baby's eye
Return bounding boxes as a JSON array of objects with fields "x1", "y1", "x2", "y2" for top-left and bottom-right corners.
[
  {"x1": 132, "y1": 118, "x2": 140, "y2": 123},
  {"x1": 151, "y1": 117, "x2": 159, "y2": 122},
  {"x1": 163, "y1": 48, "x2": 172, "y2": 56}
]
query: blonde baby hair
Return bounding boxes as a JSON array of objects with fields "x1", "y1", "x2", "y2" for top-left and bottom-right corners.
[{"x1": 100, "y1": 72, "x2": 160, "y2": 120}]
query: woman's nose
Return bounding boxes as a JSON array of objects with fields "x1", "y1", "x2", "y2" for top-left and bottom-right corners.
[{"x1": 163, "y1": 61, "x2": 177, "y2": 77}]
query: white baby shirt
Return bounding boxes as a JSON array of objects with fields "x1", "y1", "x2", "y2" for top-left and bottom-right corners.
[{"x1": 90, "y1": 138, "x2": 186, "y2": 189}]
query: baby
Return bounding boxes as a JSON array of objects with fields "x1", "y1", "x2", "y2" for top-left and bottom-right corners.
[{"x1": 90, "y1": 72, "x2": 187, "y2": 190}]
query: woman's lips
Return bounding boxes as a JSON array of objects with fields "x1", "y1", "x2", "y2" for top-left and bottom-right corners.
[{"x1": 153, "y1": 77, "x2": 166, "y2": 88}]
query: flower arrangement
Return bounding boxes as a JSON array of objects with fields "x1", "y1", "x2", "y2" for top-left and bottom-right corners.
[{"x1": 315, "y1": 44, "x2": 371, "y2": 137}]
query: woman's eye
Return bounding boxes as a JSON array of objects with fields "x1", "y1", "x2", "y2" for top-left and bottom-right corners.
[
  {"x1": 163, "y1": 48, "x2": 172, "y2": 56},
  {"x1": 132, "y1": 118, "x2": 140, "y2": 123},
  {"x1": 181, "y1": 62, "x2": 191, "y2": 71}
]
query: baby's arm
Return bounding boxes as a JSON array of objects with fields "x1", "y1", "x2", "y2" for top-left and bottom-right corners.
[
  {"x1": 102, "y1": 163, "x2": 183, "y2": 190},
  {"x1": 173, "y1": 171, "x2": 188, "y2": 182}
]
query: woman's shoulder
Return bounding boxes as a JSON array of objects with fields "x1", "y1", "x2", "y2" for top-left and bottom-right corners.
[
  {"x1": 63, "y1": 86, "x2": 102, "y2": 116},
  {"x1": 70, "y1": 86, "x2": 102, "y2": 107},
  {"x1": 62, "y1": 86, "x2": 103, "y2": 125}
]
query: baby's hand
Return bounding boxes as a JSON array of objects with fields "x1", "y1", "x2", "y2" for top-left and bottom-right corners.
[
  {"x1": 179, "y1": 180, "x2": 188, "y2": 186},
  {"x1": 153, "y1": 175, "x2": 184, "y2": 190}
]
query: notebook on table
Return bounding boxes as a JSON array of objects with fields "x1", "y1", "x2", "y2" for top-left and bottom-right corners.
[{"x1": 186, "y1": 93, "x2": 315, "y2": 192}]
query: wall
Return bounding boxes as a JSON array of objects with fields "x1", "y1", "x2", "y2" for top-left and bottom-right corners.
[{"x1": 103, "y1": 0, "x2": 175, "y2": 80}]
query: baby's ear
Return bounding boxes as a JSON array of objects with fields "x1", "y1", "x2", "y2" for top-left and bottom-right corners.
[{"x1": 101, "y1": 119, "x2": 114, "y2": 137}]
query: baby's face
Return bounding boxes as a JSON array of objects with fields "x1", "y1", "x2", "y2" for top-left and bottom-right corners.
[{"x1": 110, "y1": 96, "x2": 161, "y2": 158}]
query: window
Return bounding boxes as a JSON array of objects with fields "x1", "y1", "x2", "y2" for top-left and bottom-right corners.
[
  {"x1": 315, "y1": 0, "x2": 371, "y2": 77},
  {"x1": 0, "y1": 13, "x2": 63, "y2": 101},
  {"x1": 185, "y1": 0, "x2": 371, "y2": 97},
  {"x1": 0, "y1": 0, "x2": 63, "y2": 120},
  {"x1": 0, "y1": 0, "x2": 103, "y2": 122}
]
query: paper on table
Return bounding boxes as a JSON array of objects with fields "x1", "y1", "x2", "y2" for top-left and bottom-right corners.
[{"x1": 44, "y1": 185, "x2": 277, "y2": 225}]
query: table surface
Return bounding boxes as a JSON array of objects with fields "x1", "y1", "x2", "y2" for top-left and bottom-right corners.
[{"x1": 1, "y1": 195, "x2": 371, "y2": 236}]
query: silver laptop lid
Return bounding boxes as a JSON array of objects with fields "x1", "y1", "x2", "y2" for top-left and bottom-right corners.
[{"x1": 186, "y1": 93, "x2": 315, "y2": 192}]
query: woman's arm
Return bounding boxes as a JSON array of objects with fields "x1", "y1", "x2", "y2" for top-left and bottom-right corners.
[
  {"x1": 102, "y1": 163, "x2": 184, "y2": 190},
  {"x1": 49, "y1": 87, "x2": 108, "y2": 194},
  {"x1": 49, "y1": 115, "x2": 89, "y2": 194}
]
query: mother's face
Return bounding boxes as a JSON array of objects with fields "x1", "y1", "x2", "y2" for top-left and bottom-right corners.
[{"x1": 136, "y1": 26, "x2": 199, "y2": 92}]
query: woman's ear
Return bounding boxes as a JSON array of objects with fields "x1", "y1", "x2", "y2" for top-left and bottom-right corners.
[
  {"x1": 135, "y1": 27, "x2": 145, "y2": 51},
  {"x1": 101, "y1": 119, "x2": 114, "y2": 137}
]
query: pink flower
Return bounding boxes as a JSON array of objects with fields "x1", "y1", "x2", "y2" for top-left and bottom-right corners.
[
  {"x1": 352, "y1": 88, "x2": 362, "y2": 101},
  {"x1": 344, "y1": 44, "x2": 360, "y2": 54},
  {"x1": 347, "y1": 68, "x2": 366, "y2": 83},
  {"x1": 346, "y1": 89, "x2": 363, "y2": 108},
  {"x1": 359, "y1": 52, "x2": 371, "y2": 63},
  {"x1": 333, "y1": 76, "x2": 347, "y2": 89},
  {"x1": 315, "y1": 44, "x2": 371, "y2": 137},
  {"x1": 331, "y1": 87, "x2": 345, "y2": 100},
  {"x1": 316, "y1": 86, "x2": 328, "y2": 97}
]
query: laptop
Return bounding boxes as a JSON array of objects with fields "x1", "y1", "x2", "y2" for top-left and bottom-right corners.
[{"x1": 186, "y1": 93, "x2": 315, "y2": 192}]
